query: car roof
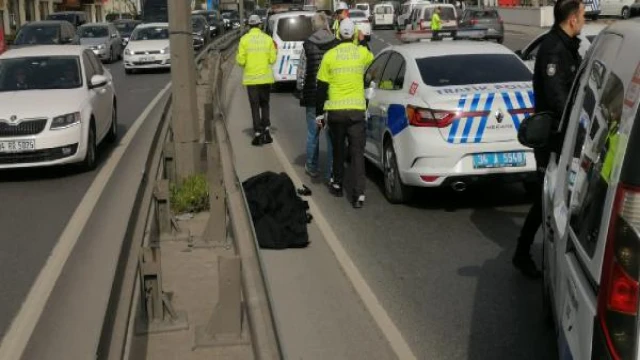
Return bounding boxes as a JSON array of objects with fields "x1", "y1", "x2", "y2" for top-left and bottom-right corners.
[
  {"x1": 1, "y1": 45, "x2": 85, "y2": 58},
  {"x1": 268, "y1": 11, "x2": 315, "y2": 20},
  {"x1": 392, "y1": 41, "x2": 516, "y2": 59},
  {"x1": 606, "y1": 17, "x2": 640, "y2": 42},
  {"x1": 22, "y1": 20, "x2": 67, "y2": 26},
  {"x1": 79, "y1": 22, "x2": 111, "y2": 27},
  {"x1": 136, "y1": 22, "x2": 169, "y2": 28}
]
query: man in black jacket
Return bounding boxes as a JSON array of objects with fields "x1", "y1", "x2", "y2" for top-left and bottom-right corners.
[
  {"x1": 296, "y1": 13, "x2": 339, "y2": 181},
  {"x1": 513, "y1": 0, "x2": 584, "y2": 279}
]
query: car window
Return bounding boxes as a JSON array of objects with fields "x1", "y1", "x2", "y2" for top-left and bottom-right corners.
[
  {"x1": 131, "y1": 26, "x2": 169, "y2": 40},
  {"x1": 523, "y1": 34, "x2": 545, "y2": 61},
  {"x1": 376, "y1": 6, "x2": 393, "y2": 14},
  {"x1": 356, "y1": 4, "x2": 369, "y2": 10},
  {"x1": 471, "y1": 10, "x2": 498, "y2": 19},
  {"x1": 350, "y1": 11, "x2": 367, "y2": 18},
  {"x1": 276, "y1": 16, "x2": 313, "y2": 42},
  {"x1": 0, "y1": 56, "x2": 82, "y2": 91},
  {"x1": 87, "y1": 51, "x2": 104, "y2": 75},
  {"x1": 422, "y1": 7, "x2": 456, "y2": 21},
  {"x1": 365, "y1": 51, "x2": 391, "y2": 87},
  {"x1": 379, "y1": 52, "x2": 405, "y2": 90},
  {"x1": 14, "y1": 25, "x2": 60, "y2": 45},
  {"x1": 417, "y1": 54, "x2": 531, "y2": 86}
]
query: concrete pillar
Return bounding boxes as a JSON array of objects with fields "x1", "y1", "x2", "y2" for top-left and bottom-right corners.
[
  {"x1": 2, "y1": 3, "x2": 10, "y2": 36},
  {"x1": 90, "y1": 3, "x2": 95, "y2": 22},
  {"x1": 18, "y1": 0, "x2": 25, "y2": 27},
  {"x1": 33, "y1": 0, "x2": 39, "y2": 20},
  {"x1": 47, "y1": 0, "x2": 52, "y2": 15}
]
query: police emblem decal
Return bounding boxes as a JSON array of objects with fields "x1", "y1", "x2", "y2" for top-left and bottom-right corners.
[
  {"x1": 495, "y1": 110, "x2": 504, "y2": 123},
  {"x1": 547, "y1": 63, "x2": 556, "y2": 77}
]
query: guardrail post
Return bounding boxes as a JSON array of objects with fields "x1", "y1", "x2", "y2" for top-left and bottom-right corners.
[
  {"x1": 154, "y1": 180, "x2": 189, "y2": 242},
  {"x1": 136, "y1": 244, "x2": 189, "y2": 334},
  {"x1": 194, "y1": 255, "x2": 249, "y2": 348},
  {"x1": 163, "y1": 142, "x2": 176, "y2": 183}
]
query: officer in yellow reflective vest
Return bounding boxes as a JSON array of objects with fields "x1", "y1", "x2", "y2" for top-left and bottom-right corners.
[
  {"x1": 431, "y1": 6, "x2": 442, "y2": 40},
  {"x1": 315, "y1": 18, "x2": 374, "y2": 209},
  {"x1": 236, "y1": 15, "x2": 277, "y2": 146},
  {"x1": 600, "y1": 120, "x2": 620, "y2": 183},
  {"x1": 332, "y1": 3, "x2": 365, "y2": 46}
]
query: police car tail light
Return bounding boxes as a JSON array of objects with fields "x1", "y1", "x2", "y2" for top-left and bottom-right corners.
[
  {"x1": 597, "y1": 184, "x2": 640, "y2": 360},
  {"x1": 406, "y1": 105, "x2": 455, "y2": 128}
]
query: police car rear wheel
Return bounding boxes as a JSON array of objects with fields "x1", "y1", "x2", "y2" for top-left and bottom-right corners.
[{"x1": 383, "y1": 142, "x2": 410, "y2": 204}]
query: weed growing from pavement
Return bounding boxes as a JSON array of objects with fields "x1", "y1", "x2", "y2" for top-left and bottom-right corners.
[{"x1": 170, "y1": 174, "x2": 210, "y2": 214}]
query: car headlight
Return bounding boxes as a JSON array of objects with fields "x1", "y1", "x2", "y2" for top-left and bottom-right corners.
[
  {"x1": 160, "y1": 46, "x2": 169, "y2": 54},
  {"x1": 97, "y1": 44, "x2": 106, "y2": 49},
  {"x1": 209, "y1": 25, "x2": 216, "y2": 30},
  {"x1": 51, "y1": 112, "x2": 81, "y2": 129},
  {"x1": 124, "y1": 48, "x2": 131, "y2": 55}
]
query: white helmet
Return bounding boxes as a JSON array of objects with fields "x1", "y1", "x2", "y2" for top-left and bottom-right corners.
[{"x1": 336, "y1": 2, "x2": 349, "y2": 11}]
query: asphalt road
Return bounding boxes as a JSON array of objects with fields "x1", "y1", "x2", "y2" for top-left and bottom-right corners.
[
  {"x1": 0, "y1": 61, "x2": 170, "y2": 340},
  {"x1": 267, "y1": 28, "x2": 558, "y2": 359}
]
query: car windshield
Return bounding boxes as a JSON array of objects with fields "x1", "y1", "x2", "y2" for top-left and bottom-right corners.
[
  {"x1": 423, "y1": 7, "x2": 457, "y2": 20},
  {"x1": 192, "y1": 19, "x2": 204, "y2": 31},
  {"x1": 222, "y1": 11, "x2": 239, "y2": 19},
  {"x1": 276, "y1": 16, "x2": 313, "y2": 42},
  {"x1": 115, "y1": 22, "x2": 138, "y2": 35},
  {"x1": 47, "y1": 14, "x2": 75, "y2": 23},
  {"x1": 0, "y1": 56, "x2": 82, "y2": 91},
  {"x1": 350, "y1": 11, "x2": 367, "y2": 18},
  {"x1": 469, "y1": 10, "x2": 498, "y2": 19},
  {"x1": 417, "y1": 54, "x2": 532, "y2": 86},
  {"x1": 356, "y1": 4, "x2": 369, "y2": 10},
  {"x1": 130, "y1": 26, "x2": 169, "y2": 40},
  {"x1": 376, "y1": 6, "x2": 393, "y2": 14},
  {"x1": 79, "y1": 26, "x2": 109, "y2": 38},
  {"x1": 14, "y1": 25, "x2": 60, "y2": 45}
]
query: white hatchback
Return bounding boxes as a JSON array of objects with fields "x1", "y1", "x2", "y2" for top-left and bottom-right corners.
[
  {"x1": 123, "y1": 22, "x2": 171, "y2": 74},
  {"x1": 0, "y1": 45, "x2": 117, "y2": 171}
]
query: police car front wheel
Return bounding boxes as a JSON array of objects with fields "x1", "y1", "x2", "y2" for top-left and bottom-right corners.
[{"x1": 383, "y1": 141, "x2": 411, "y2": 204}]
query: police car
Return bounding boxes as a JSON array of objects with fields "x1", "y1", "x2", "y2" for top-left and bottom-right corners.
[
  {"x1": 264, "y1": 11, "x2": 315, "y2": 83},
  {"x1": 364, "y1": 29, "x2": 537, "y2": 203},
  {"x1": 518, "y1": 19, "x2": 640, "y2": 360}
]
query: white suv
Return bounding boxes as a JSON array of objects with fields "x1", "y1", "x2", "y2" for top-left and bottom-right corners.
[{"x1": 519, "y1": 19, "x2": 640, "y2": 360}]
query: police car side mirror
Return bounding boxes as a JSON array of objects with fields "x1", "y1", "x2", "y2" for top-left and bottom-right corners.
[
  {"x1": 517, "y1": 112, "x2": 556, "y2": 149},
  {"x1": 515, "y1": 49, "x2": 523, "y2": 58}
]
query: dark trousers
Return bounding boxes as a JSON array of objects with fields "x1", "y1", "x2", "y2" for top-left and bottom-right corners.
[
  {"x1": 328, "y1": 110, "x2": 366, "y2": 197},
  {"x1": 516, "y1": 149, "x2": 549, "y2": 255},
  {"x1": 247, "y1": 84, "x2": 271, "y2": 134}
]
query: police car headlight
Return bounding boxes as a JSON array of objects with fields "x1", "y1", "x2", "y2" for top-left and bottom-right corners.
[
  {"x1": 124, "y1": 48, "x2": 132, "y2": 55},
  {"x1": 51, "y1": 112, "x2": 81, "y2": 129}
]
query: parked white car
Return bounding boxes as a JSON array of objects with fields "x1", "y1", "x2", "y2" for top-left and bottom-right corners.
[
  {"x1": 123, "y1": 22, "x2": 171, "y2": 74},
  {"x1": 349, "y1": 10, "x2": 372, "y2": 41},
  {"x1": 0, "y1": 46, "x2": 117, "y2": 171},
  {"x1": 515, "y1": 23, "x2": 607, "y2": 71},
  {"x1": 599, "y1": 0, "x2": 635, "y2": 18},
  {"x1": 518, "y1": 18, "x2": 640, "y2": 360}
]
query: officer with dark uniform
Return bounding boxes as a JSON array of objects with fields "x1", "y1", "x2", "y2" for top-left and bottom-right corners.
[{"x1": 513, "y1": 0, "x2": 585, "y2": 279}]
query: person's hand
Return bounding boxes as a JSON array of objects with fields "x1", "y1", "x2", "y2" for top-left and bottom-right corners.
[{"x1": 315, "y1": 115, "x2": 325, "y2": 129}]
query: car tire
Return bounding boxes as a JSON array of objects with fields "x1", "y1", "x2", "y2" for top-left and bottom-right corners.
[
  {"x1": 106, "y1": 102, "x2": 118, "y2": 143},
  {"x1": 622, "y1": 6, "x2": 630, "y2": 19},
  {"x1": 80, "y1": 120, "x2": 98, "y2": 172},
  {"x1": 383, "y1": 140, "x2": 411, "y2": 204}
]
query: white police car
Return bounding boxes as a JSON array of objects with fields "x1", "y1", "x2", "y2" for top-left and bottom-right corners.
[
  {"x1": 365, "y1": 30, "x2": 537, "y2": 203},
  {"x1": 518, "y1": 19, "x2": 640, "y2": 360}
]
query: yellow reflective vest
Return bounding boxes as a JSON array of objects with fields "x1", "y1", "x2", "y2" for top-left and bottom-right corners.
[
  {"x1": 431, "y1": 13, "x2": 442, "y2": 30},
  {"x1": 236, "y1": 28, "x2": 277, "y2": 85},
  {"x1": 316, "y1": 42, "x2": 374, "y2": 111},
  {"x1": 332, "y1": 19, "x2": 360, "y2": 45},
  {"x1": 600, "y1": 124, "x2": 619, "y2": 184}
]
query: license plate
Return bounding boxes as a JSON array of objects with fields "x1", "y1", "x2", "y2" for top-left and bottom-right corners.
[
  {"x1": 472, "y1": 151, "x2": 525, "y2": 169},
  {"x1": 139, "y1": 56, "x2": 155, "y2": 63},
  {"x1": 0, "y1": 139, "x2": 36, "y2": 153}
]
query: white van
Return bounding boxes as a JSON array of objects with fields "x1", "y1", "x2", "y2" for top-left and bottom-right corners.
[
  {"x1": 599, "y1": 0, "x2": 635, "y2": 18},
  {"x1": 265, "y1": 11, "x2": 315, "y2": 83},
  {"x1": 355, "y1": 3, "x2": 371, "y2": 18},
  {"x1": 396, "y1": 0, "x2": 430, "y2": 30},
  {"x1": 406, "y1": 3, "x2": 458, "y2": 31},
  {"x1": 373, "y1": 3, "x2": 395, "y2": 29},
  {"x1": 518, "y1": 19, "x2": 640, "y2": 360}
]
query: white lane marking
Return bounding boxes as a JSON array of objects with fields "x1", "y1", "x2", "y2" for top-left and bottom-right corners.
[
  {"x1": 271, "y1": 139, "x2": 417, "y2": 360},
  {"x1": 0, "y1": 82, "x2": 172, "y2": 360}
]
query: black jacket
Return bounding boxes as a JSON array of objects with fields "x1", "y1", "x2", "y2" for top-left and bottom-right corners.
[
  {"x1": 533, "y1": 26, "x2": 582, "y2": 118},
  {"x1": 297, "y1": 29, "x2": 339, "y2": 107}
]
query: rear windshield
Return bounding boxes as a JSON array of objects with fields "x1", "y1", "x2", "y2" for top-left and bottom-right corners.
[
  {"x1": 423, "y1": 7, "x2": 456, "y2": 20},
  {"x1": 586, "y1": 35, "x2": 597, "y2": 42},
  {"x1": 276, "y1": 16, "x2": 313, "y2": 42},
  {"x1": 376, "y1": 6, "x2": 393, "y2": 14},
  {"x1": 350, "y1": 10, "x2": 367, "y2": 18},
  {"x1": 417, "y1": 54, "x2": 532, "y2": 86},
  {"x1": 47, "y1": 14, "x2": 77, "y2": 23},
  {"x1": 356, "y1": 4, "x2": 369, "y2": 10},
  {"x1": 469, "y1": 10, "x2": 498, "y2": 19}
]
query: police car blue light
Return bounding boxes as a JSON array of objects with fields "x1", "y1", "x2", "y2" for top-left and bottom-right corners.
[{"x1": 364, "y1": 35, "x2": 538, "y2": 203}]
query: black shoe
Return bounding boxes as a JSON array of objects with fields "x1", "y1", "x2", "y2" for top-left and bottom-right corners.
[
  {"x1": 262, "y1": 131, "x2": 273, "y2": 144},
  {"x1": 328, "y1": 181, "x2": 343, "y2": 197},
  {"x1": 512, "y1": 253, "x2": 542, "y2": 279},
  {"x1": 251, "y1": 134, "x2": 263, "y2": 146},
  {"x1": 352, "y1": 194, "x2": 365, "y2": 209}
]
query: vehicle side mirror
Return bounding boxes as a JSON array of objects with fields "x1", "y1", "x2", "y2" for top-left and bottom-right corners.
[
  {"x1": 517, "y1": 112, "x2": 556, "y2": 149},
  {"x1": 515, "y1": 49, "x2": 523, "y2": 58},
  {"x1": 89, "y1": 74, "x2": 108, "y2": 89}
]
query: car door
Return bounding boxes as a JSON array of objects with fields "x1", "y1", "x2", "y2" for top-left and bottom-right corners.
[
  {"x1": 551, "y1": 33, "x2": 624, "y2": 360},
  {"x1": 364, "y1": 51, "x2": 391, "y2": 163},
  {"x1": 109, "y1": 25, "x2": 121, "y2": 55},
  {"x1": 519, "y1": 33, "x2": 546, "y2": 71},
  {"x1": 83, "y1": 50, "x2": 112, "y2": 139}
]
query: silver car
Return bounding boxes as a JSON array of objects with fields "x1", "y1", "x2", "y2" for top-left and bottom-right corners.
[
  {"x1": 78, "y1": 23, "x2": 123, "y2": 63},
  {"x1": 459, "y1": 8, "x2": 504, "y2": 43}
]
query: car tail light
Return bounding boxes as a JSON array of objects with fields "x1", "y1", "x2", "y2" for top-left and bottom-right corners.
[
  {"x1": 498, "y1": 17, "x2": 504, "y2": 24},
  {"x1": 596, "y1": 184, "x2": 640, "y2": 360},
  {"x1": 470, "y1": 19, "x2": 478, "y2": 25},
  {"x1": 406, "y1": 105, "x2": 455, "y2": 128},
  {"x1": 420, "y1": 175, "x2": 439, "y2": 182}
]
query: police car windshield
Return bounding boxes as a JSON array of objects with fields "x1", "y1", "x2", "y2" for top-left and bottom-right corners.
[
  {"x1": 417, "y1": 54, "x2": 532, "y2": 86},
  {"x1": 276, "y1": 16, "x2": 313, "y2": 42}
]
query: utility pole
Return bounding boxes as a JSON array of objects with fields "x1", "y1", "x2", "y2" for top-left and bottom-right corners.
[{"x1": 168, "y1": 0, "x2": 199, "y2": 181}]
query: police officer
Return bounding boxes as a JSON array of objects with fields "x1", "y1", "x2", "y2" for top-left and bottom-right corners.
[
  {"x1": 236, "y1": 14, "x2": 277, "y2": 146},
  {"x1": 513, "y1": 0, "x2": 585, "y2": 278},
  {"x1": 316, "y1": 18, "x2": 374, "y2": 208},
  {"x1": 430, "y1": 6, "x2": 442, "y2": 40},
  {"x1": 332, "y1": 2, "x2": 366, "y2": 46}
]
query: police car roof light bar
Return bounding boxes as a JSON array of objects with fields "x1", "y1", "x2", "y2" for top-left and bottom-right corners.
[{"x1": 397, "y1": 27, "x2": 488, "y2": 43}]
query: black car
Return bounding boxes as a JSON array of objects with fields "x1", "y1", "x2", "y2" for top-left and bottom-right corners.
[
  {"x1": 221, "y1": 10, "x2": 241, "y2": 29},
  {"x1": 191, "y1": 15, "x2": 210, "y2": 51},
  {"x1": 46, "y1": 11, "x2": 87, "y2": 28},
  {"x1": 192, "y1": 10, "x2": 225, "y2": 37},
  {"x1": 113, "y1": 19, "x2": 141, "y2": 46},
  {"x1": 13, "y1": 20, "x2": 79, "y2": 47}
]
